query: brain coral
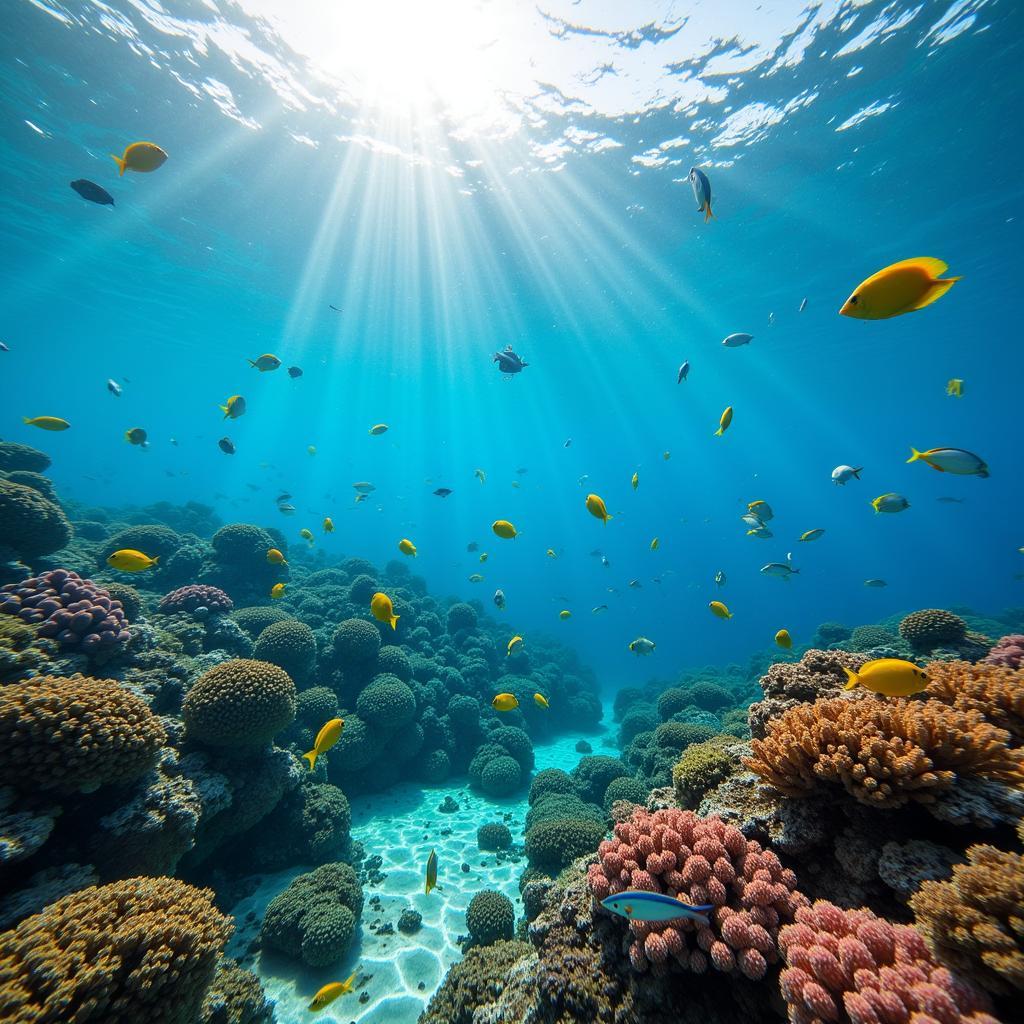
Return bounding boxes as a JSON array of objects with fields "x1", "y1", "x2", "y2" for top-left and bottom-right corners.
[
  {"x1": 183, "y1": 659, "x2": 296, "y2": 749},
  {"x1": 0, "y1": 440, "x2": 50, "y2": 474},
  {"x1": 848, "y1": 623, "x2": 899, "y2": 651},
  {"x1": 488, "y1": 725, "x2": 535, "y2": 770},
  {"x1": 925, "y1": 660, "x2": 1024, "y2": 743},
  {"x1": 0, "y1": 675, "x2": 165, "y2": 793},
  {"x1": 231, "y1": 605, "x2": 290, "y2": 638},
  {"x1": 900, "y1": 608, "x2": 968, "y2": 649},
  {"x1": 355, "y1": 674, "x2": 416, "y2": 729},
  {"x1": 587, "y1": 807, "x2": 808, "y2": 980},
  {"x1": 296, "y1": 686, "x2": 339, "y2": 726},
  {"x1": 744, "y1": 696, "x2": 1024, "y2": 808},
  {"x1": 332, "y1": 617, "x2": 381, "y2": 667},
  {"x1": 0, "y1": 478, "x2": 72, "y2": 557},
  {"x1": 0, "y1": 876, "x2": 231, "y2": 1024},
  {"x1": 446, "y1": 602, "x2": 477, "y2": 633},
  {"x1": 211, "y1": 523, "x2": 275, "y2": 565},
  {"x1": 778, "y1": 899, "x2": 995, "y2": 1024},
  {"x1": 4, "y1": 470, "x2": 59, "y2": 505},
  {"x1": 253, "y1": 619, "x2": 317, "y2": 681},
  {"x1": 603, "y1": 775, "x2": 650, "y2": 811},
  {"x1": 159, "y1": 585, "x2": 233, "y2": 616},
  {"x1": 347, "y1": 573, "x2": 378, "y2": 605},
  {"x1": 910, "y1": 844, "x2": 1024, "y2": 994},
  {"x1": 480, "y1": 754, "x2": 521, "y2": 796},
  {"x1": 619, "y1": 703, "x2": 660, "y2": 746},
  {"x1": 466, "y1": 890, "x2": 515, "y2": 946}
]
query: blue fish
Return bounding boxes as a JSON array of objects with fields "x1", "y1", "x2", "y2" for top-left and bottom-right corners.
[
  {"x1": 688, "y1": 167, "x2": 714, "y2": 222},
  {"x1": 601, "y1": 891, "x2": 713, "y2": 926}
]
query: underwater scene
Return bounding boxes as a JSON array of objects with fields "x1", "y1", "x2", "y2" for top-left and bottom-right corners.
[{"x1": 1, "y1": 0, "x2": 1023, "y2": 1022}]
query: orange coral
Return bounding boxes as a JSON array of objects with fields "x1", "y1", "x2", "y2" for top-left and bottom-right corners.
[
  {"x1": 925, "y1": 660, "x2": 1024, "y2": 743},
  {"x1": 0, "y1": 876, "x2": 231, "y2": 1023},
  {"x1": 744, "y1": 696, "x2": 1024, "y2": 808},
  {"x1": 910, "y1": 844, "x2": 1024, "y2": 994}
]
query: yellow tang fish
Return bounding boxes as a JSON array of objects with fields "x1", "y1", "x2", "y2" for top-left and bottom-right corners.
[
  {"x1": 715, "y1": 406, "x2": 733, "y2": 437},
  {"x1": 533, "y1": 693, "x2": 549, "y2": 708},
  {"x1": 300, "y1": 528, "x2": 314, "y2": 544},
  {"x1": 491, "y1": 692, "x2": 519, "y2": 712},
  {"x1": 270, "y1": 582, "x2": 287, "y2": 599},
  {"x1": 23, "y1": 416, "x2": 70, "y2": 431},
  {"x1": 308, "y1": 972, "x2": 357, "y2": 1012},
  {"x1": 425, "y1": 848, "x2": 438, "y2": 894},
  {"x1": 219, "y1": 395, "x2": 245, "y2": 419},
  {"x1": 370, "y1": 591, "x2": 399, "y2": 629},
  {"x1": 398, "y1": 538, "x2": 417, "y2": 557},
  {"x1": 492, "y1": 520, "x2": 518, "y2": 539},
  {"x1": 124, "y1": 427, "x2": 148, "y2": 446},
  {"x1": 775, "y1": 628, "x2": 792, "y2": 649},
  {"x1": 709, "y1": 600, "x2": 732, "y2": 619},
  {"x1": 322, "y1": 517, "x2": 334, "y2": 533},
  {"x1": 248, "y1": 353, "x2": 280, "y2": 372},
  {"x1": 110, "y1": 141, "x2": 167, "y2": 176},
  {"x1": 839, "y1": 258, "x2": 960, "y2": 320},
  {"x1": 585, "y1": 493, "x2": 612, "y2": 524},
  {"x1": 559, "y1": 609, "x2": 571, "y2": 620},
  {"x1": 369, "y1": 423, "x2": 389, "y2": 435},
  {"x1": 631, "y1": 472, "x2": 639, "y2": 491},
  {"x1": 303, "y1": 718, "x2": 344, "y2": 770},
  {"x1": 842, "y1": 658, "x2": 929, "y2": 697},
  {"x1": 106, "y1": 549, "x2": 158, "y2": 572},
  {"x1": 266, "y1": 548, "x2": 287, "y2": 565},
  {"x1": 946, "y1": 378, "x2": 964, "y2": 398},
  {"x1": 650, "y1": 537, "x2": 659, "y2": 551},
  {"x1": 507, "y1": 635, "x2": 523, "y2": 656}
]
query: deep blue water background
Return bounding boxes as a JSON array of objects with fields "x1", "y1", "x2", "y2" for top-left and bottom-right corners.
[{"x1": 1, "y1": 0, "x2": 1022, "y2": 685}]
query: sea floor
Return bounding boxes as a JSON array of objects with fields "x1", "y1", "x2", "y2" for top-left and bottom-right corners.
[{"x1": 226, "y1": 711, "x2": 615, "y2": 1023}]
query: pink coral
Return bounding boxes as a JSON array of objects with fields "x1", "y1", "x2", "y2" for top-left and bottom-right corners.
[
  {"x1": 983, "y1": 634, "x2": 1024, "y2": 669},
  {"x1": 778, "y1": 900, "x2": 998, "y2": 1024},
  {"x1": 159, "y1": 584, "x2": 233, "y2": 615},
  {"x1": 587, "y1": 806, "x2": 808, "y2": 981}
]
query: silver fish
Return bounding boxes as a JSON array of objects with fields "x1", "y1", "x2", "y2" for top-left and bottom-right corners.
[
  {"x1": 761, "y1": 562, "x2": 800, "y2": 580},
  {"x1": 677, "y1": 360, "x2": 690, "y2": 383}
]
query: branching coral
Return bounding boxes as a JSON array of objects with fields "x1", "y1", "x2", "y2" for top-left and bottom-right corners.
[
  {"x1": 925, "y1": 660, "x2": 1024, "y2": 743},
  {"x1": 744, "y1": 696, "x2": 1024, "y2": 808},
  {"x1": 910, "y1": 844, "x2": 1024, "y2": 994}
]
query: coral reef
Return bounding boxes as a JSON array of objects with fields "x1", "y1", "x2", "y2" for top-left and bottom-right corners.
[
  {"x1": 925, "y1": 660, "x2": 1024, "y2": 742},
  {"x1": 252, "y1": 618, "x2": 317, "y2": 683},
  {"x1": 466, "y1": 890, "x2": 516, "y2": 946},
  {"x1": 478, "y1": 822, "x2": 513, "y2": 850},
  {"x1": 984, "y1": 635, "x2": 1024, "y2": 669},
  {"x1": 526, "y1": 816, "x2": 607, "y2": 876},
  {"x1": 230, "y1": 605, "x2": 290, "y2": 639},
  {"x1": 900, "y1": 608, "x2": 968, "y2": 650},
  {"x1": 198, "y1": 959, "x2": 275, "y2": 1024},
  {"x1": 673, "y1": 738, "x2": 736, "y2": 808},
  {"x1": 159, "y1": 584, "x2": 234, "y2": 616},
  {"x1": 0, "y1": 441, "x2": 51, "y2": 474},
  {"x1": 0, "y1": 478, "x2": 72, "y2": 558}
]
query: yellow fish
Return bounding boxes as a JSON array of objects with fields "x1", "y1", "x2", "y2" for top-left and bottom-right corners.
[
  {"x1": 322, "y1": 517, "x2": 334, "y2": 533},
  {"x1": 747, "y1": 500, "x2": 773, "y2": 521},
  {"x1": 842, "y1": 658, "x2": 929, "y2": 697},
  {"x1": 475, "y1": 469, "x2": 486, "y2": 483},
  {"x1": 307, "y1": 445, "x2": 317, "y2": 456},
  {"x1": 479, "y1": 553, "x2": 488, "y2": 563},
  {"x1": 308, "y1": 972, "x2": 357, "y2": 1012},
  {"x1": 546, "y1": 549, "x2": 557, "y2": 559},
  {"x1": 303, "y1": 718, "x2": 345, "y2": 770},
  {"x1": 585, "y1": 493, "x2": 612, "y2": 524},
  {"x1": 650, "y1": 537, "x2": 659, "y2": 551},
  {"x1": 907, "y1": 447, "x2": 989, "y2": 477},
  {"x1": 247, "y1": 353, "x2": 281, "y2": 372},
  {"x1": 468, "y1": 573, "x2": 485, "y2": 582},
  {"x1": 106, "y1": 549, "x2": 158, "y2": 572},
  {"x1": 219, "y1": 395, "x2": 245, "y2": 419},
  {"x1": 425, "y1": 848, "x2": 438, "y2": 895},
  {"x1": 266, "y1": 548, "x2": 287, "y2": 565},
  {"x1": 300, "y1": 528, "x2": 314, "y2": 545},
  {"x1": 799, "y1": 529, "x2": 825, "y2": 542},
  {"x1": 946, "y1": 378, "x2": 964, "y2": 398},
  {"x1": 398, "y1": 538, "x2": 417, "y2": 557},
  {"x1": 369, "y1": 423, "x2": 389, "y2": 435},
  {"x1": 715, "y1": 406, "x2": 733, "y2": 437},
  {"x1": 124, "y1": 427, "x2": 148, "y2": 446},
  {"x1": 370, "y1": 591, "x2": 399, "y2": 630},
  {"x1": 839, "y1": 258, "x2": 960, "y2": 320},
  {"x1": 22, "y1": 416, "x2": 69, "y2": 431},
  {"x1": 492, "y1": 520, "x2": 518, "y2": 539},
  {"x1": 491, "y1": 692, "x2": 519, "y2": 712},
  {"x1": 559, "y1": 609, "x2": 572, "y2": 620},
  {"x1": 709, "y1": 600, "x2": 732, "y2": 619},
  {"x1": 270, "y1": 582, "x2": 287, "y2": 599},
  {"x1": 110, "y1": 141, "x2": 167, "y2": 176},
  {"x1": 775, "y1": 629, "x2": 792, "y2": 650},
  {"x1": 507, "y1": 635, "x2": 524, "y2": 656},
  {"x1": 631, "y1": 472, "x2": 639, "y2": 491},
  {"x1": 533, "y1": 693, "x2": 549, "y2": 709}
]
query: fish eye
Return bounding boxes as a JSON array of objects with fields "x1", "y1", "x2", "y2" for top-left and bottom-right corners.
[{"x1": 849, "y1": 294, "x2": 859, "y2": 304}]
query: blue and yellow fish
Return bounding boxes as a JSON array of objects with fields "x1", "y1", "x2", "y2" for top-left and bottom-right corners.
[{"x1": 601, "y1": 891, "x2": 712, "y2": 926}]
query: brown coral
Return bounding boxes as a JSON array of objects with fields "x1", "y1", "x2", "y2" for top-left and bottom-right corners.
[
  {"x1": 910, "y1": 844, "x2": 1024, "y2": 994},
  {"x1": 925, "y1": 660, "x2": 1024, "y2": 743},
  {"x1": 0, "y1": 675, "x2": 166, "y2": 793},
  {"x1": 744, "y1": 696, "x2": 1024, "y2": 808},
  {"x1": 0, "y1": 876, "x2": 231, "y2": 1024}
]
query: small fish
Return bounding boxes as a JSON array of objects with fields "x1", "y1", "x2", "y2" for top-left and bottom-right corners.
[
  {"x1": 329, "y1": 304, "x2": 342, "y2": 312},
  {"x1": 768, "y1": 312, "x2": 775, "y2": 326},
  {"x1": 425, "y1": 849, "x2": 439, "y2": 894},
  {"x1": 398, "y1": 538, "x2": 417, "y2": 557},
  {"x1": 775, "y1": 628, "x2": 792, "y2": 649},
  {"x1": 533, "y1": 692, "x2": 549, "y2": 708},
  {"x1": 467, "y1": 542, "x2": 479, "y2": 552},
  {"x1": 722, "y1": 333, "x2": 752, "y2": 348},
  {"x1": 276, "y1": 492, "x2": 292, "y2": 503},
  {"x1": 677, "y1": 360, "x2": 690, "y2": 383},
  {"x1": 601, "y1": 555, "x2": 610, "y2": 568},
  {"x1": 479, "y1": 553, "x2": 488, "y2": 563},
  {"x1": 492, "y1": 519, "x2": 518, "y2": 539},
  {"x1": 110, "y1": 141, "x2": 167, "y2": 175},
  {"x1": 493, "y1": 345, "x2": 528, "y2": 375},
  {"x1": 302, "y1": 718, "x2": 344, "y2": 770},
  {"x1": 907, "y1": 447, "x2": 988, "y2": 478},
  {"x1": 585, "y1": 493, "x2": 612, "y2": 524},
  {"x1": 602, "y1": 891, "x2": 712, "y2": 925},
  {"x1": 248, "y1": 353, "x2": 281, "y2": 372},
  {"x1": 714, "y1": 570, "x2": 726, "y2": 587},
  {"x1": 714, "y1": 406, "x2": 733, "y2": 437},
  {"x1": 0, "y1": 341, "x2": 8, "y2": 352},
  {"x1": 369, "y1": 423, "x2": 389, "y2": 435},
  {"x1": 747, "y1": 526, "x2": 774, "y2": 538},
  {"x1": 277, "y1": 502, "x2": 296, "y2": 514},
  {"x1": 578, "y1": 474, "x2": 590, "y2": 486},
  {"x1": 106, "y1": 379, "x2": 122, "y2": 397},
  {"x1": 864, "y1": 578, "x2": 888, "y2": 588},
  {"x1": 709, "y1": 600, "x2": 732, "y2": 619},
  {"x1": 307, "y1": 445, "x2": 316, "y2": 456},
  {"x1": 631, "y1": 472, "x2": 639, "y2": 491},
  {"x1": 433, "y1": 488, "x2": 452, "y2": 497},
  {"x1": 266, "y1": 548, "x2": 287, "y2": 565},
  {"x1": 507, "y1": 635, "x2": 524, "y2": 656},
  {"x1": 370, "y1": 591, "x2": 399, "y2": 630},
  {"x1": 308, "y1": 972, "x2": 357, "y2": 1012},
  {"x1": 839, "y1": 258, "x2": 960, "y2": 320},
  {"x1": 300, "y1": 528, "x2": 314, "y2": 545},
  {"x1": 559, "y1": 609, "x2": 572, "y2": 619},
  {"x1": 353, "y1": 482, "x2": 376, "y2": 494},
  {"x1": 124, "y1": 427, "x2": 148, "y2": 447},
  {"x1": 468, "y1": 573, "x2": 485, "y2": 583},
  {"x1": 219, "y1": 395, "x2": 245, "y2": 419},
  {"x1": 516, "y1": 467, "x2": 528, "y2": 475},
  {"x1": 798, "y1": 528, "x2": 825, "y2": 543},
  {"x1": 287, "y1": 365, "x2": 303, "y2": 378},
  {"x1": 740, "y1": 513, "x2": 764, "y2": 530},
  {"x1": 799, "y1": 297, "x2": 808, "y2": 312},
  {"x1": 218, "y1": 437, "x2": 236, "y2": 455},
  {"x1": 870, "y1": 493, "x2": 910, "y2": 514},
  {"x1": 747, "y1": 500, "x2": 773, "y2": 521},
  {"x1": 832, "y1": 465, "x2": 862, "y2": 486},
  {"x1": 475, "y1": 469, "x2": 487, "y2": 484},
  {"x1": 169, "y1": 437, "x2": 178, "y2": 446},
  {"x1": 946, "y1": 378, "x2": 964, "y2": 398},
  {"x1": 492, "y1": 692, "x2": 519, "y2": 712},
  {"x1": 493, "y1": 589, "x2": 505, "y2": 609},
  {"x1": 106, "y1": 549, "x2": 158, "y2": 572},
  {"x1": 511, "y1": 481, "x2": 521, "y2": 490},
  {"x1": 663, "y1": 451, "x2": 671, "y2": 460},
  {"x1": 546, "y1": 549, "x2": 557, "y2": 559},
  {"x1": 71, "y1": 178, "x2": 115, "y2": 206},
  {"x1": 843, "y1": 658, "x2": 929, "y2": 697},
  {"x1": 688, "y1": 166, "x2": 714, "y2": 222},
  {"x1": 628, "y1": 579, "x2": 642, "y2": 589},
  {"x1": 22, "y1": 416, "x2": 70, "y2": 431},
  {"x1": 323, "y1": 517, "x2": 334, "y2": 533},
  {"x1": 592, "y1": 604, "x2": 608, "y2": 614},
  {"x1": 628, "y1": 637, "x2": 656, "y2": 656},
  {"x1": 650, "y1": 537, "x2": 659, "y2": 551},
  {"x1": 590, "y1": 549, "x2": 603, "y2": 558},
  {"x1": 761, "y1": 562, "x2": 799, "y2": 580},
  {"x1": 564, "y1": 438, "x2": 573, "y2": 447},
  {"x1": 936, "y1": 496, "x2": 965, "y2": 504}
]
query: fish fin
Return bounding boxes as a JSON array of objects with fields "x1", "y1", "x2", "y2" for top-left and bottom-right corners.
[
  {"x1": 714, "y1": 427, "x2": 723, "y2": 436},
  {"x1": 219, "y1": 405, "x2": 228, "y2": 416},
  {"x1": 390, "y1": 615, "x2": 399, "y2": 630},
  {"x1": 704, "y1": 204, "x2": 714, "y2": 223},
  {"x1": 911, "y1": 276, "x2": 961, "y2": 311},
  {"x1": 247, "y1": 359, "x2": 257, "y2": 368},
  {"x1": 22, "y1": 417, "x2": 31, "y2": 425},
  {"x1": 302, "y1": 750, "x2": 317, "y2": 770},
  {"x1": 852, "y1": 467, "x2": 862, "y2": 478},
  {"x1": 906, "y1": 447, "x2": 923, "y2": 464},
  {"x1": 151, "y1": 555, "x2": 160, "y2": 565},
  {"x1": 110, "y1": 153, "x2": 126, "y2": 175},
  {"x1": 842, "y1": 666, "x2": 859, "y2": 690}
]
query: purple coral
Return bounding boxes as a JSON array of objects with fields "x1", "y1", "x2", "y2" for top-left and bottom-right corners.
[
  {"x1": 0, "y1": 569, "x2": 131, "y2": 654},
  {"x1": 159, "y1": 584, "x2": 233, "y2": 615},
  {"x1": 983, "y1": 634, "x2": 1024, "y2": 669}
]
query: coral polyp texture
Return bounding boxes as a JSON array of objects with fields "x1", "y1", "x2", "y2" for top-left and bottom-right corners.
[
  {"x1": 983, "y1": 635, "x2": 1024, "y2": 669},
  {"x1": 159, "y1": 584, "x2": 233, "y2": 615},
  {"x1": 587, "y1": 806, "x2": 809, "y2": 980},
  {"x1": 0, "y1": 675, "x2": 166, "y2": 793},
  {"x1": 744, "y1": 696, "x2": 1024, "y2": 807},
  {"x1": 0, "y1": 876, "x2": 232, "y2": 1024},
  {"x1": 909, "y1": 844, "x2": 1024, "y2": 995},
  {"x1": 899, "y1": 608, "x2": 968, "y2": 650},
  {"x1": 924, "y1": 660, "x2": 1024, "y2": 742},
  {"x1": 0, "y1": 478, "x2": 72, "y2": 558},
  {"x1": 778, "y1": 899, "x2": 996, "y2": 1024},
  {"x1": 0, "y1": 569, "x2": 130, "y2": 655}
]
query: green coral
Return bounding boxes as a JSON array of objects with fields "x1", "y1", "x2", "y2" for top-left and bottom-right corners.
[
  {"x1": 524, "y1": 817, "x2": 606, "y2": 875},
  {"x1": 0, "y1": 478, "x2": 72, "y2": 558},
  {"x1": 528, "y1": 768, "x2": 575, "y2": 805},
  {"x1": 570, "y1": 755, "x2": 629, "y2": 803},
  {"x1": 672, "y1": 737, "x2": 734, "y2": 807},
  {"x1": 487, "y1": 725, "x2": 534, "y2": 770},
  {"x1": 603, "y1": 775, "x2": 648, "y2": 810},
  {"x1": 654, "y1": 720, "x2": 716, "y2": 751},
  {"x1": 480, "y1": 755, "x2": 521, "y2": 796},
  {"x1": 526, "y1": 793, "x2": 604, "y2": 832},
  {"x1": 253, "y1": 619, "x2": 317, "y2": 681},
  {"x1": 421, "y1": 749, "x2": 451, "y2": 783},
  {"x1": 231, "y1": 606, "x2": 290, "y2": 639},
  {"x1": 655, "y1": 687, "x2": 691, "y2": 721},
  {"x1": 466, "y1": 890, "x2": 515, "y2": 946},
  {"x1": 418, "y1": 940, "x2": 533, "y2": 1024},
  {"x1": 296, "y1": 686, "x2": 338, "y2": 726},
  {"x1": 356, "y1": 674, "x2": 416, "y2": 728},
  {"x1": 375, "y1": 644, "x2": 412, "y2": 681},
  {"x1": 477, "y1": 823, "x2": 513, "y2": 851}
]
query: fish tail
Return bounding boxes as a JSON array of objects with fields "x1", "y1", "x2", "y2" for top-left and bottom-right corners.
[
  {"x1": 842, "y1": 666, "x2": 859, "y2": 691},
  {"x1": 714, "y1": 426, "x2": 723, "y2": 436},
  {"x1": 247, "y1": 359, "x2": 257, "y2": 368},
  {"x1": 912, "y1": 276, "x2": 961, "y2": 311},
  {"x1": 22, "y1": 417, "x2": 32, "y2": 425},
  {"x1": 906, "y1": 447, "x2": 923, "y2": 464},
  {"x1": 389, "y1": 614, "x2": 399, "y2": 630},
  {"x1": 151, "y1": 555, "x2": 160, "y2": 565},
  {"x1": 302, "y1": 750, "x2": 317, "y2": 771},
  {"x1": 219, "y1": 405, "x2": 228, "y2": 417},
  {"x1": 704, "y1": 204, "x2": 714, "y2": 223},
  {"x1": 110, "y1": 153, "x2": 126, "y2": 175},
  {"x1": 852, "y1": 467, "x2": 862, "y2": 478}
]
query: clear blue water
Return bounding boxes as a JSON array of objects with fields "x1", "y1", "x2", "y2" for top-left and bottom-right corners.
[{"x1": 2, "y1": 0, "x2": 1022, "y2": 682}]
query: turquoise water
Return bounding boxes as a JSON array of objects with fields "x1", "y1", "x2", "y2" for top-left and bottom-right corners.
[{"x1": 1, "y1": 0, "x2": 1022, "y2": 681}]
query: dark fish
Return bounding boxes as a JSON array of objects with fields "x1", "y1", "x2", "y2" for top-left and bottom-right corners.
[
  {"x1": 433, "y1": 488, "x2": 453, "y2": 497},
  {"x1": 287, "y1": 366, "x2": 303, "y2": 378},
  {"x1": 493, "y1": 345, "x2": 528, "y2": 375},
  {"x1": 564, "y1": 438, "x2": 572, "y2": 447},
  {"x1": 0, "y1": 341, "x2": 9, "y2": 352},
  {"x1": 70, "y1": 179, "x2": 114, "y2": 206},
  {"x1": 169, "y1": 438, "x2": 178, "y2": 446},
  {"x1": 677, "y1": 360, "x2": 690, "y2": 383},
  {"x1": 218, "y1": 437, "x2": 236, "y2": 455},
  {"x1": 516, "y1": 467, "x2": 528, "y2": 475},
  {"x1": 688, "y1": 166, "x2": 713, "y2": 222},
  {"x1": 329, "y1": 304, "x2": 342, "y2": 312},
  {"x1": 106, "y1": 378, "x2": 122, "y2": 397},
  {"x1": 276, "y1": 492, "x2": 292, "y2": 503},
  {"x1": 246, "y1": 483, "x2": 260, "y2": 491},
  {"x1": 589, "y1": 549, "x2": 602, "y2": 557},
  {"x1": 467, "y1": 542, "x2": 478, "y2": 552}
]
